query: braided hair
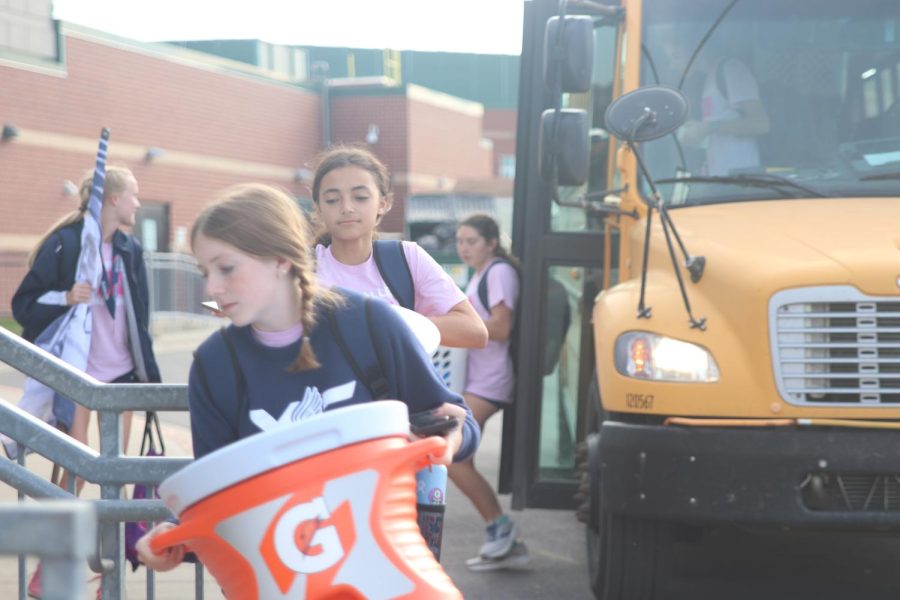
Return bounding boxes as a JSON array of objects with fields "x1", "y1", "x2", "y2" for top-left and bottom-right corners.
[{"x1": 191, "y1": 183, "x2": 340, "y2": 371}]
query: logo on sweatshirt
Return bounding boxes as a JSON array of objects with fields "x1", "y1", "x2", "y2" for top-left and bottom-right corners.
[{"x1": 248, "y1": 381, "x2": 356, "y2": 432}]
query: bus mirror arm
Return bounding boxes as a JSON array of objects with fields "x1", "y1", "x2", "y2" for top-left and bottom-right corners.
[
  {"x1": 630, "y1": 141, "x2": 708, "y2": 331},
  {"x1": 564, "y1": 0, "x2": 625, "y2": 21},
  {"x1": 551, "y1": 186, "x2": 638, "y2": 219}
]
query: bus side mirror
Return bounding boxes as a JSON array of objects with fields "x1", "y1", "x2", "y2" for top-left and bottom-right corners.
[
  {"x1": 539, "y1": 108, "x2": 589, "y2": 186},
  {"x1": 543, "y1": 16, "x2": 595, "y2": 93},
  {"x1": 604, "y1": 86, "x2": 688, "y2": 143}
]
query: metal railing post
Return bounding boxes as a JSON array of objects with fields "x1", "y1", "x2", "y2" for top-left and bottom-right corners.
[
  {"x1": 99, "y1": 410, "x2": 125, "y2": 600},
  {"x1": 0, "y1": 502, "x2": 98, "y2": 600}
]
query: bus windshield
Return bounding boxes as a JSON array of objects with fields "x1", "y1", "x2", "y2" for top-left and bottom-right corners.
[{"x1": 640, "y1": 0, "x2": 900, "y2": 207}]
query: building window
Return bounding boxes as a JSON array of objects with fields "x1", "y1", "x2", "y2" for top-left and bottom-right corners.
[
  {"x1": 0, "y1": 3, "x2": 58, "y2": 62},
  {"x1": 499, "y1": 154, "x2": 516, "y2": 179}
]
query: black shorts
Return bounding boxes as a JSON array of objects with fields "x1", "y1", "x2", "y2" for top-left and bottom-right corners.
[{"x1": 110, "y1": 370, "x2": 138, "y2": 384}]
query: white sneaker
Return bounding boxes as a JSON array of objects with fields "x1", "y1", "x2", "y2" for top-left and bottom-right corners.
[
  {"x1": 478, "y1": 518, "x2": 519, "y2": 559},
  {"x1": 466, "y1": 541, "x2": 531, "y2": 572}
]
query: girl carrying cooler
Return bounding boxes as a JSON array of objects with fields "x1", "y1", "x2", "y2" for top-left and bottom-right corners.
[{"x1": 136, "y1": 183, "x2": 480, "y2": 571}]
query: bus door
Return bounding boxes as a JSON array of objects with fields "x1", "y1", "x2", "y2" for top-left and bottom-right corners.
[{"x1": 502, "y1": 0, "x2": 623, "y2": 509}]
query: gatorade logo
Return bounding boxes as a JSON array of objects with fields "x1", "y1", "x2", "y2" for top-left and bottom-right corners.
[
  {"x1": 214, "y1": 469, "x2": 414, "y2": 599},
  {"x1": 273, "y1": 497, "x2": 344, "y2": 574}
]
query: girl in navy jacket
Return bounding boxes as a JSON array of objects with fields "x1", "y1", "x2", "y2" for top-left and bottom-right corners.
[
  {"x1": 12, "y1": 166, "x2": 160, "y2": 442},
  {"x1": 136, "y1": 183, "x2": 479, "y2": 572},
  {"x1": 12, "y1": 166, "x2": 160, "y2": 598}
]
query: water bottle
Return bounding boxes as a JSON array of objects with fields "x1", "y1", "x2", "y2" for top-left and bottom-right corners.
[{"x1": 416, "y1": 465, "x2": 448, "y2": 561}]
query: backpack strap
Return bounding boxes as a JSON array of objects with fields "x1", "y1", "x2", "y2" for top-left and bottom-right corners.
[
  {"x1": 477, "y1": 259, "x2": 510, "y2": 313},
  {"x1": 191, "y1": 327, "x2": 245, "y2": 438},
  {"x1": 219, "y1": 328, "x2": 247, "y2": 415},
  {"x1": 328, "y1": 292, "x2": 391, "y2": 399},
  {"x1": 372, "y1": 240, "x2": 415, "y2": 310}
]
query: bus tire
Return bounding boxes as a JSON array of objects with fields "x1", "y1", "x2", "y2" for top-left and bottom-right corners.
[{"x1": 585, "y1": 382, "x2": 672, "y2": 599}]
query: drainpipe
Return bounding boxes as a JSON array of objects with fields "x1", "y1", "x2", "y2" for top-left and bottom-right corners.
[{"x1": 312, "y1": 61, "x2": 332, "y2": 148}]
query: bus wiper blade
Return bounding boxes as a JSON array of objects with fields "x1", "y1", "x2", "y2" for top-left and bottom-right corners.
[
  {"x1": 860, "y1": 171, "x2": 900, "y2": 181},
  {"x1": 656, "y1": 174, "x2": 828, "y2": 198}
]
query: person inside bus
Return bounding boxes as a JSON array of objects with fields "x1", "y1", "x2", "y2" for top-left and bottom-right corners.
[{"x1": 677, "y1": 48, "x2": 770, "y2": 176}]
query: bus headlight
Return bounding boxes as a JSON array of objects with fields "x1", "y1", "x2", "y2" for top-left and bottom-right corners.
[{"x1": 614, "y1": 332, "x2": 720, "y2": 382}]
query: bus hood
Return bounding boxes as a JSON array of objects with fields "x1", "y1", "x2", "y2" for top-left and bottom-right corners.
[
  {"x1": 654, "y1": 198, "x2": 900, "y2": 297},
  {"x1": 597, "y1": 196, "x2": 900, "y2": 419}
]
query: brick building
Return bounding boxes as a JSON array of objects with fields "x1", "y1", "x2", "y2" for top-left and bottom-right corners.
[{"x1": 0, "y1": 2, "x2": 518, "y2": 317}]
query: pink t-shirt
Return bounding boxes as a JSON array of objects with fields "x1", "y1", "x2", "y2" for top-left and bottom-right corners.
[
  {"x1": 315, "y1": 242, "x2": 465, "y2": 316},
  {"x1": 252, "y1": 322, "x2": 304, "y2": 347},
  {"x1": 464, "y1": 260, "x2": 519, "y2": 403},
  {"x1": 86, "y1": 242, "x2": 134, "y2": 382}
]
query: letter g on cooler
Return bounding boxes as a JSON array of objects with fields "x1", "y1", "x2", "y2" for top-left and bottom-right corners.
[{"x1": 274, "y1": 496, "x2": 345, "y2": 574}]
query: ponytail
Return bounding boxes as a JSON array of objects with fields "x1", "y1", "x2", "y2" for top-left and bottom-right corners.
[
  {"x1": 26, "y1": 166, "x2": 134, "y2": 267},
  {"x1": 459, "y1": 213, "x2": 520, "y2": 270}
]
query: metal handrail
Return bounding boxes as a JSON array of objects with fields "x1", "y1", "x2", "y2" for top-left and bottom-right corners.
[
  {"x1": 0, "y1": 327, "x2": 187, "y2": 411},
  {"x1": 0, "y1": 325, "x2": 196, "y2": 599},
  {"x1": 0, "y1": 502, "x2": 98, "y2": 600}
]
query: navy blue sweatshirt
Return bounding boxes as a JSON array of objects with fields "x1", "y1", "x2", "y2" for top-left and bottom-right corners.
[{"x1": 189, "y1": 293, "x2": 479, "y2": 461}]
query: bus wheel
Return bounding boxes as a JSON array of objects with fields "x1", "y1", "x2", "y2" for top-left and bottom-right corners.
[
  {"x1": 585, "y1": 386, "x2": 672, "y2": 599},
  {"x1": 575, "y1": 375, "x2": 604, "y2": 524},
  {"x1": 586, "y1": 433, "x2": 673, "y2": 600}
]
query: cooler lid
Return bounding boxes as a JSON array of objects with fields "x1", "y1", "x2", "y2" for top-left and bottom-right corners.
[{"x1": 159, "y1": 400, "x2": 410, "y2": 515}]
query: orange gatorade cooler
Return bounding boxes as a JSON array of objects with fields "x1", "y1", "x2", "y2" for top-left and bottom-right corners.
[{"x1": 151, "y1": 400, "x2": 462, "y2": 599}]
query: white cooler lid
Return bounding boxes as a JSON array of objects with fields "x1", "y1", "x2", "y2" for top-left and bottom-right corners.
[
  {"x1": 159, "y1": 400, "x2": 410, "y2": 515},
  {"x1": 391, "y1": 305, "x2": 441, "y2": 355}
]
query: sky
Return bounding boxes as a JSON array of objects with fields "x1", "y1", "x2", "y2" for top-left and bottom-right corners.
[{"x1": 52, "y1": 0, "x2": 526, "y2": 55}]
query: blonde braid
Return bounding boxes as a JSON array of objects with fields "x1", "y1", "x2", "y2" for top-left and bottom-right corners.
[{"x1": 290, "y1": 269, "x2": 322, "y2": 371}]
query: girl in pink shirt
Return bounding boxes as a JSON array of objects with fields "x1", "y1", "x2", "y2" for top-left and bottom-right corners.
[
  {"x1": 11, "y1": 166, "x2": 159, "y2": 597},
  {"x1": 452, "y1": 213, "x2": 529, "y2": 568},
  {"x1": 311, "y1": 146, "x2": 487, "y2": 349}
]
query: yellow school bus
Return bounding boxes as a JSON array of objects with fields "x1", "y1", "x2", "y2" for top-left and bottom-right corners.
[{"x1": 507, "y1": 0, "x2": 900, "y2": 597}]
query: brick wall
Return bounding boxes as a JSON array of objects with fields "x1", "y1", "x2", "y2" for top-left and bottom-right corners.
[
  {"x1": 329, "y1": 93, "x2": 410, "y2": 233},
  {"x1": 407, "y1": 96, "x2": 493, "y2": 187},
  {"x1": 484, "y1": 108, "x2": 518, "y2": 176},
  {"x1": 0, "y1": 28, "x2": 323, "y2": 315},
  {"x1": 0, "y1": 30, "x2": 322, "y2": 238},
  {"x1": 0, "y1": 25, "x2": 519, "y2": 316}
]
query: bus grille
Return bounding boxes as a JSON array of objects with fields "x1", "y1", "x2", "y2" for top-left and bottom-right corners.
[
  {"x1": 803, "y1": 473, "x2": 900, "y2": 512},
  {"x1": 770, "y1": 287, "x2": 900, "y2": 406}
]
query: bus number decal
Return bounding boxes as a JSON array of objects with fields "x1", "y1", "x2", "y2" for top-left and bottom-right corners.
[{"x1": 625, "y1": 393, "x2": 654, "y2": 410}]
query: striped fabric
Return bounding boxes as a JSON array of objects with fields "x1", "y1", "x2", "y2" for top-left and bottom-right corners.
[{"x1": 17, "y1": 129, "x2": 109, "y2": 433}]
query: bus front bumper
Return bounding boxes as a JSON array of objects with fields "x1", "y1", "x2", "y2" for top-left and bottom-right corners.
[{"x1": 598, "y1": 421, "x2": 900, "y2": 531}]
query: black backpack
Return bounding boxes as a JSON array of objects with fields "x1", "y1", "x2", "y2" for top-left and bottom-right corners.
[
  {"x1": 477, "y1": 261, "x2": 570, "y2": 377},
  {"x1": 475, "y1": 260, "x2": 522, "y2": 372},
  {"x1": 371, "y1": 240, "x2": 415, "y2": 310}
]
